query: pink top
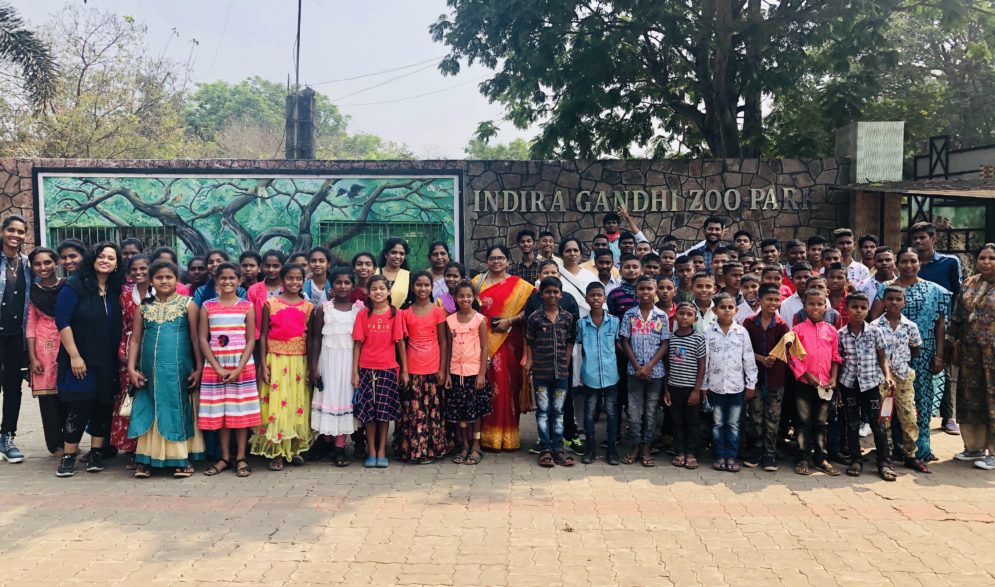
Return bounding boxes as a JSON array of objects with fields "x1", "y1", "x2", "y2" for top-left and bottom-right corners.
[
  {"x1": 789, "y1": 319, "x2": 842, "y2": 386},
  {"x1": 248, "y1": 280, "x2": 281, "y2": 340},
  {"x1": 265, "y1": 296, "x2": 313, "y2": 355},
  {"x1": 446, "y1": 312, "x2": 485, "y2": 377},
  {"x1": 353, "y1": 307, "x2": 404, "y2": 370},
  {"x1": 26, "y1": 303, "x2": 60, "y2": 393},
  {"x1": 176, "y1": 282, "x2": 190, "y2": 296},
  {"x1": 402, "y1": 305, "x2": 446, "y2": 375}
]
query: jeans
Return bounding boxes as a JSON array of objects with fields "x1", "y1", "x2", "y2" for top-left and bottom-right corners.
[
  {"x1": 711, "y1": 392, "x2": 744, "y2": 460},
  {"x1": 668, "y1": 385, "x2": 700, "y2": 456},
  {"x1": 840, "y1": 383, "x2": 891, "y2": 468},
  {"x1": 747, "y1": 384, "x2": 784, "y2": 458},
  {"x1": 827, "y1": 400, "x2": 842, "y2": 456},
  {"x1": 795, "y1": 383, "x2": 830, "y2": 464},
  {"x1": 626, "y1": 375, "x2": 662, "y2": 445},
  {"x1": 534, "y1": 378, "x2": 568, "y2": 452},
  {"x1": 0, "y1": 335, "x2": 24, "y2": 435},
  {"x1": 582, "y1": 385, "x2": 616, "y2": 454}
]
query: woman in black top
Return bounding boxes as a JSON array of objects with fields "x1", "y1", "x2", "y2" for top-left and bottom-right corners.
[{"x1": 54, "y1": 242, "x2": 124, "y2": 477}]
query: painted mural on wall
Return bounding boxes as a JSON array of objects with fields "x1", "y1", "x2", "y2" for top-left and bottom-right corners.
[{"x1": 37, "y1": 172, "x2": 459, "y2": 263}]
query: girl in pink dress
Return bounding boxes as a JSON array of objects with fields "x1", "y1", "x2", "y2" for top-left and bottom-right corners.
[
  {"x1": 395, "y1": 271, "x2": 450, "y2": 463},
  {"x1": 26, "y1": 247, "x2": 65, "y2": 456}
]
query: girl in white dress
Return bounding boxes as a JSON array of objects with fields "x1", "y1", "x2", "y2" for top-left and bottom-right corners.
[{"x1": 308, "y1": 267, "x2": 362, "y2": 467}]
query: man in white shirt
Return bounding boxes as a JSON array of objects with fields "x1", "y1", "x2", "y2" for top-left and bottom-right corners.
[
  {"x1": 778, "y1": 262, "x2": 813, "y2": 325},
  {"x1": 860, "y1": 246, "x2": 896, "y2": 300},
  {"x1": 833, "y1": 227, "x2": 870, "y2": 284}
]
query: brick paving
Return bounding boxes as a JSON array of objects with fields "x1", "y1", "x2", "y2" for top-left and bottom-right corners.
[{"x1": 1, "y1": 392, "x2": 994, "y2": 586}]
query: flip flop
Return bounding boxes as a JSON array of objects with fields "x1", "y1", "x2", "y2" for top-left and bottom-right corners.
[{"x1": 465, "y1": 450, "x2": 482, "y2": 465}]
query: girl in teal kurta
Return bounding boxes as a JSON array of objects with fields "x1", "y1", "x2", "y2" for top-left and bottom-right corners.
[{"x1": 127, "y1": 261, "x2": 204, "y2": 478}]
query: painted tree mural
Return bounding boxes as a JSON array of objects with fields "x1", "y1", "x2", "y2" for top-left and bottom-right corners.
[{"x1": 40, "y1": 174, "x2": 458, "y2": 262}]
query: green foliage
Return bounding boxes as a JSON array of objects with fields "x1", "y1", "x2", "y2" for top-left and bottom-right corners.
[
  {"x1": 464, "y1": 137, "x2": 532, "y2": 160},
  {"x1": 0, "y1": 2, "x2": 57, "y2": 109},
  {"x1": 431, "y1": 0, "x2": 983, "y2": 158},
  {"x1": 767, "y1": 5, "x2": 995, "y2": 161}
]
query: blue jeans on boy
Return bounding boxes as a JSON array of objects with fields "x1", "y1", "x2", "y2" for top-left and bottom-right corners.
[
  {"x1": 582, "y1": 384, "x2": 617, "y2": 453},
  {"x1": 534, "y1": 378, "x2": 568, "y2": 452},
  {"x1": 711, "y1": 392, "x2": 744, "y2": 460},
  {"x1": 626, "y1": 376, "x2": 662, "y2": 445}
]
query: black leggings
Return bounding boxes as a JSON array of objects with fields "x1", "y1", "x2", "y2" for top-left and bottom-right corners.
[
  {"x1": 0, "y1": 335, "x2": 25, "y2": 435},
  {"x1": 61, "y1": 399, "x2": 112, "y2": 445},
  {"x1": 38, "y1": 395, "x2": 64, "y2": 453}
]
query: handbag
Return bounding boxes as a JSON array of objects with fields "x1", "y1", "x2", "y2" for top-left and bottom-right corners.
[{"x1": 118, "y1": 392, "x2": 134, "y2": 417}]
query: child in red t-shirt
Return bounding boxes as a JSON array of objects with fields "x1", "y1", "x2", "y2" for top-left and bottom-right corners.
[{"x1": 352, "y1": 274, "x2": 407, "y2": 468}]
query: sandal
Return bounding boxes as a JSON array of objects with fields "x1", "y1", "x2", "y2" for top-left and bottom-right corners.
[
  {"x1": 203, "y1": 458, "x2": 231, "y2": 476},
  {"x1": 288, "y1": 455, "x2": 305, "y2": 466},
  {"x1": 235, "y1": 459, "x2": 252, "y2": 477},
  {"x1": 465, "y1": 450, "x2": 482, "y2": 466},
  {"x1": 794, "y1": 461, "x2": 811, "y2": 476},
  {"x1": 125, "y1": 456, "x2": 137, "y2": 471},
  {"x1": 672, "y1": 454, "x2": 686, "y2": 468},
  {"x1": 904, "y1": 458, "x2": 932, "y2": 474},
  {"x1": 713, "y1": 459, "x2": 727, "y2": 472},
  {"x1": 268, "y1": 458, "x2": 285, "y2": 471},
  {"x1": 452, "y1": 449, "x2": 467, "y2": 464},
  {"x1": 725, "y1": 460, "x2": 740, "y2": 473},
  {"x1": 641, "y1": 455, "x2": 656, "y2": 468},
  {"x1": 334, "y1": 450, "x2": 350, "y2": 468},
  {"x1": 553, "y1": 451, "x2": 575, "y2": 467},
  {"x1": 685, "y1": 455, "x2": 699, "y2": 470},
  {"x1": 134, "y1": 464, "x2": 151, "y2": 478},
  {"x1": 879, "y1": 465, "x2": 897, "y2": 482},
  {"x1": 621, "y1": 452, "x2": 638, "y2": 465},
  {"x1": 173, "y1": 465, "x2": 194, "y2": 478},
  {"x1": 815, "y1": 460, "x2": 840, "y2": 476},
  {"x1": 846, "y1": 461, "x2": 863, "y2": 477},
  {"x1": 538, "y1": 451, "x2": 555, "y2": 468}
]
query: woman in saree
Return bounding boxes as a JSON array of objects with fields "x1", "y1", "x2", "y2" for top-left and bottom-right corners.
[
  {"x1": 950, "y1": 244, "x2": 995, "y2": 470},
  {"x1": 472, "y1": 245, "x2": 534, "y2": 450}
]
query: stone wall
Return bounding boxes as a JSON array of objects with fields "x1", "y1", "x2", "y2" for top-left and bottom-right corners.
[{"x1": 1, "y1": 157, "x2": 850, "y2": 270}]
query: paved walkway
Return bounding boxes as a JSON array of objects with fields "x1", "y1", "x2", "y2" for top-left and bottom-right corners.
[{"x1": 1, "y1": 396, "x2": 994, "y2": 586}]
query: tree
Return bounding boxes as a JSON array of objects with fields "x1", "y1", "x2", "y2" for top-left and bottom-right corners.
[
  {"x1": 184, "y1": 77, "x2": 414, "y2": 160},
  {"x1": 465, "y1": 136, "x2": 532, "y2": 160},
  {"x1": 0, "y1": 2, "x2": 58, "y2": 109},
  {"x1": 767, "y1": 6, "x2": 995, "y2": 160},
  {"x1": 431, "y1": 0, "x2": 982, "y2": 159},
  {"x1": 0, "y1": 5, "x2": 190, "y2": 158}
]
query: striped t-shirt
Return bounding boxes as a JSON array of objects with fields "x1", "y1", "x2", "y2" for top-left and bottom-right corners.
[{"x1": 666, "y1": 331, "x2": 707, "y2": 388}]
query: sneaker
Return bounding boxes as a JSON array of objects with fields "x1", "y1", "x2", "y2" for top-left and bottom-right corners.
[
  {"x1": 974, "y1": 455, "x2": 995, "y2": 470},
  {"x1": 56, "y1": 454, "x2": 77, "y2": 477},
  {"x1": 762, "y1": 455, "x2": 779, "y2": 472},
  {"x1": 528, "y1": 440, "x2": 543, "y2": 455},
  {"x1": 86, "y1": 449, "x2": 105, "y2": 472},
  {"x1": 943, "y1": 420, "x2": 961, "y2": 435},
  {"x1": 599, "y1": 438, "x2": 622, "y2": 449},
  {"x1": 955, "y1": 449, "x2": 986, "y2": 462},
  {"x1": 743, "y1": 453, "x2": 761, "y2": 468},
  {"x1": 858, "y1": 423, "x2": 871, "y2": 438},
  {"x1": 566, "y1": 437, "x2": 586, "y2": 456},
  {"x1": 0, "y1": 432, "x2": 24, "y2": 464}
]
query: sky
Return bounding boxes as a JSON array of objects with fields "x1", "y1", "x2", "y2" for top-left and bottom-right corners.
[{"x1": 15, "y1": 0, "x2": 531, "y2": 158}]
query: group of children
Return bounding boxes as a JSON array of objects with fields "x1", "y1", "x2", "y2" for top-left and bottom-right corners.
[
  {"x1": 25, "y1": 220, "x2": 939, "y2": 483},
  {"x1": 518, "y1": 232, "x2": 932, "y2": 482}
]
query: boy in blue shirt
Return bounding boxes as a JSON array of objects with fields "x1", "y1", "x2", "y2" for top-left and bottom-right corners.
[{"x1": 576, "y1": 282, "x2": 621, "y2": 465}]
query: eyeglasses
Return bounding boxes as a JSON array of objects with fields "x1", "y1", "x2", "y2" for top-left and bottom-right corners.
[{"x1": 487, "y1": 256, "x2": 507, "y2": 262}]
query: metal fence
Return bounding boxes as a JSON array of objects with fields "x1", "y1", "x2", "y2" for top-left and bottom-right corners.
[
  {"x1": 318, "y1": 221, "x2": 448, "y2": 265},
  {"x1": 47, "y1": 226, "x2": 178, "y2": 250}
]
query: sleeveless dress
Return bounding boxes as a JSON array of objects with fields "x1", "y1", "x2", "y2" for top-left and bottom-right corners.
[
  {"x1": 250, "y1": 296, "x2": 314, "y2": 459},
  {"x1": 445, "y1": 312, "x2": 492, "y2": 422},
  {"x1": 199, "y1": 298, "x2": 260, "y2": 430},
  {"x1": 128, "y1": 295, "x2": 205, "y2": 468},
  {"x1": 311, "y1": 302, "x2": 361, "y2": 436}
]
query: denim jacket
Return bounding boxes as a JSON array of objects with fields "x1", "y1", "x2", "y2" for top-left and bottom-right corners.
[{"x1": 0, "y1": 253, "x2": 33, "y2": 344}]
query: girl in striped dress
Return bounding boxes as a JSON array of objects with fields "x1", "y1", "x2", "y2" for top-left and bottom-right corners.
[{"x1": 198, "y1": 263, "x2": 260, "y2": 477}]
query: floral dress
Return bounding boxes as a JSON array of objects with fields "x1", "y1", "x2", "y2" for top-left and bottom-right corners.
[
  {"x1": 950, "y1": 275, "x2": 995, "y2": 429},
  {"x1": 250, "y1": 296, "x2": 314, "y2": 460}
]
